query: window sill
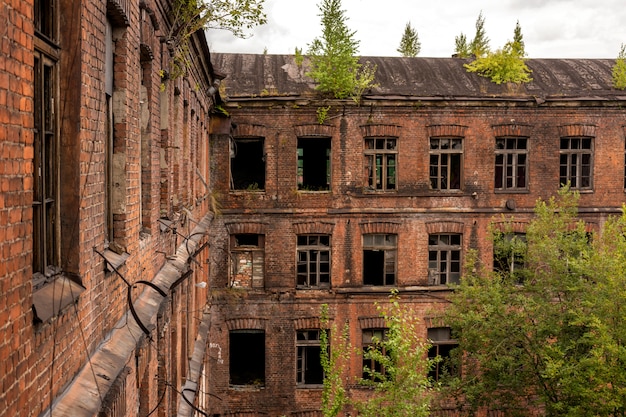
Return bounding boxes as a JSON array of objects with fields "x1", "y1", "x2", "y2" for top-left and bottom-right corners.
[
  {"x1": 296, "y1": 384, "x2": 323, "y2": 389},
  {"x1": 494, "y1": 189, "x2": 529, "y2": 194},
  {"x1": 102, "y1": 247, "x2": 130, "y2": 273},
  {"x1": 229, "y1": 384, "x2": 265, "y2": 391},
  {"x1": 32, "y1": 275, "x2": 85, "y2": 324}
]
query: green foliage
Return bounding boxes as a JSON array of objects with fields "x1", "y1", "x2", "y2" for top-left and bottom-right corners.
[
  {"x1": 612, "y1": 43, "x2": 626, "y2": 90},
  {"x1": 355, "y1": 291, "x2": 434, "y2": 417},
  {"x1": 307, "y1": 0, "x2": 376, "y2": 100},
  {"x1": 464, "y1": 21, "x2": 532, "y2": 85},
  {"x1": 316, "y1": 106, "x2": 331, "y2": 124},
  {"x1": 397, "y1": 21, "x2": 421, "y2": 57},
  {"x1": 320, "y1": 304, "x2": 350, "y2": 417},
  {"x1": 446, "y1": 187, "x2": 626, "y2": 416},
  {"x1": 454, "y1": 33, "x2": 470, "y2": 58},
  {"x1": 294, "y1": 47, "x2": 304, "y2": 67},
  {"x1": 454, "y1": 11, "x2": 489, "y2": 58}
]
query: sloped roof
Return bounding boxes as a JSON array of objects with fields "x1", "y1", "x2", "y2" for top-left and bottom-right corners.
[{"x1": 211, "y1": 53, "x2": 626, "y2": 102}]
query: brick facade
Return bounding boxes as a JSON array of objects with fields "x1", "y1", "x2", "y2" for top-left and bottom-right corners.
[
  {"x1": 0, "y1": 0, "x2": 217, "y2": 415},
  {"x1": 205, "y1": 53, "x2": 626, "y2": 416}
]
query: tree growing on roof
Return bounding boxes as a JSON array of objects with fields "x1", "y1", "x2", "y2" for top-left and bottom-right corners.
[
  {"x1": 445, "y1": 188, "x2": 626, "y2": 416},
  {"x1": 612, "y1": 43, "x2": 626, "y2": 90},
  {"x1": 397, "y1": 22, "x2": 421, "y2": 57},
  {"x1": 307, "y1": 0, "x2": 376, "y2": 102},
  {"x1": 454, "y1": 11, "x2": 490, "y2": 58}
]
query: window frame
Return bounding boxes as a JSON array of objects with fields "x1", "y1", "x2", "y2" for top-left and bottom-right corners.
[
  {"x1": 229, "y1": 330, "x2": 266, "y2": 387},
  {"x1": 428, "y1": 233, "x2": 462, "y2": 286},
  {"x1": 559, "y1": 136, "x2": 593, "y2": 190},
  {"x1": 229, "y1": 234, "x2": 265, "y2": 288},
  {"x1": 494, "y1": 136, "x2": 528, "y2": 192},
  {"x1": 429, "y1": 137, "x2": 463, "y2": 191},
  {"x1": 362, "y1": 233, "x2": 397, "y2": 286},
  {"x1": 427, "y1": 327, "x2": 458, "y2": 382},
  {"x1": 364, "y1": 137, "x2": 397, "y2": 191},
  {"x1": 230, "y1": 137, "x2": 266, "y2": 191},
  {"x1": 493, "y1": 232, "x2": 527, "y2": 284},
  {"x1": 296, "y1": 329, "x2": 324, "y2": 386},
  {"x1": 296, "y1": 234, "x2": 331, "y2": 289},
  {"x1": 362, "y1": 328, "x2": 389, "y2": 381}
]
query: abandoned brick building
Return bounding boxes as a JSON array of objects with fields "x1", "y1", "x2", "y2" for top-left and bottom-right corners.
[
  {"x1": 0, "y1": 0, "x2": 219, "y2": 415},
  {"x1": 206, "y1": 53, "x2": 626, "y2": 416}
]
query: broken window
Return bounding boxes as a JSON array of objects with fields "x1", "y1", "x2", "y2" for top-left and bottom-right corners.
[
  {"x1": 297, "y1": 235, "x2": 331, "y2": 288},
  {"x1": 230, "y1": 137, "x2": 265, "y2": 190},
  {"x1": 229, "y1": 330, "x2": 265, "y2": 386},
  {"x1": 297, "y1": 137, "x2": 331, "y2": 191},
  {"x1": 560, "y1": 137, "x2": 592, "y2": 190},
  {"x1": 493, "y1": 232, "x2": 527, "y2": 284},
  {"x1": 429, "y1": 138, "x2": 462, "y2": 190},
  {"x1": 363, "y1": 234, "x2": 397, "y2": 286},
  {"x1": 33, "y1": 22, "x2": 60, "y2": 283},
  {"x1": 364, "y1": 138, "x2": 397, "y2": 191},
  {"x1": 296, "y1": 330, "x2": 324, "y2": 385},
  {"x1": 230, "y1": 234, "x2": 264, "y2": 288},
  {"x1": 495, "y1": 137, "x2": 527, "y2": 191},
  {"x1": 362, "y1": 328, "x2": 388, "y2": 381},
  {"x1": 427, "y1": 327, "x2": 458, "y2": 381},
  {"x1": 428, "y1": 234, "x2": 461, "y2": 285}
]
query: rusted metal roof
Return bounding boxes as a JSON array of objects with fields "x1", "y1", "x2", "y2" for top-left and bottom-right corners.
[{"x1": 211, "y1": 53, "x2": 625, "y2": 102}]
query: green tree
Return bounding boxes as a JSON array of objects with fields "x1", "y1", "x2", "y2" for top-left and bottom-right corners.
[
  {"x1": 307, "y1": 0, "x2": 376, "y2": 101},
  {"x1": 454, "y1": 33, "x2": 471, "y2": 58},
  {"x1": 397, "y1": 22, "x2": 421, "y2": 57},
  {"x1": 612, "y1": 43, "x2": 626, "y2": 90},
  {"x1": 320, "y1": 304, "x2": 350, "y2": 417},
  {"x1": 355, "y1": 292, "x2": 434, "y2": 417},
  {"x1": 446, "y1": 188, "x2": 626, "y2": 416},
  {"x1": 454, "y1": 12, "x2": 489, "y2": 58}
]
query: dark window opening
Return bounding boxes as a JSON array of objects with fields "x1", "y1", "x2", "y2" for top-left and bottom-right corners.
[
  {"x1": 297, "y1": 235, "x2": 331, "y2": 288},
  {"x1": 230, "y1": 234, "x2": 264, "y2": 288},
  {"x1": 297, "y1": 137, "x2": 331, "y2": 191},
  {"x1": 296, "y1": 330, "x2": 324, "y2": 385},
  {"x1": 364, "y1": 138, "x2": 397, "y2": 191},
  {"x1": 495, "y1": 137, "x2": 527, "y2": 190},
  {"x1": 560, "y1": 137, "x2": 592, "y2": 190},
  {"x1": 493, "y1": 232, "x2": 527, "y2": 284},
  {"x1": 363, "y1": 234, "x2": 397, "y2": 286},
  {"x1": 427, "y1": 327, "x2": 458, "y2": 381},
  {"x1": 362, "y1": 328, "x2": 389, "y2": 381},
  {"x1": 428, "y1": 234, "x2": 461, "y2": 285},
  {"x1": 229, "y1": 330, "x2": 265, "y2": 386},
  {"x1": 35, "y1": 0, "x2": 55, "y2": 40},
  {"x1": 231, "y1": 138, "x2": 265, "y2": 190},
  {"x1": 429, "y1": 138, "x2": 462, "y2": 190}
]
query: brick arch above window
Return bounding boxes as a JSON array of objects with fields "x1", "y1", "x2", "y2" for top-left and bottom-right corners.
[
  {"x1": 491, "y1": 220, "x2": 529, "y2": 234},
  {"x1": 233, "y1": 123, "x2": 267, "y2": 138},
  {"x1": 295, "y1": 124, "x2": 334, "y2": 138},
  {"x1": 358, "y1": 316, "x2": 386, "y2": 329},
  {"x1": 225, "y1": 222, "x2": 268, "y2": 235},
  {"x1": 558, "y1": 124, "x2": 596, "y2": 137},
  {"x1": 293, "y1": 221, "x2": 335, "y2": 235},
  {"x1": 359, "y1": 124, "x2": 401, "y2": 138},
  {"x1": 426, "y1": 124, "x2": 468, "y2": 138},
  {"x1": 491, "y1": 124, "x2": 532, "y2": 137},
  {"x1": 226, "y1": 317, "x2": 267, "y2": 331},
  {"x1": 425, "y1": 221, "x2": 465, "y2": 235},
  {"x1": 359, "y1": 221, "x2": 401, "y2": 235},
  {"x1": 294, "y1": 317, "x2": 323, "y2": 330}
]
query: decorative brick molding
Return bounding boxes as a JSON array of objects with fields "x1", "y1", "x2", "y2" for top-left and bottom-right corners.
[
  {"x1": 233, "y1": 123, "x2": 267, "y2": 138},
  {"x1": 291, "y1": 411, "x2": 323, "y2": 417},
  {"x1": 358, "y1": 316, "x2": 386, "y2": 329},
  {"x1": 491, "y1": 220, "x2": 528, "y2": 233},
  {"x1": 292, "y1": 221, "x2": 335, "y2": 235},
  {"x1": 294, "y1": 124, "x2": 334, "y2": 138},
  {"x1": 425, "y1": 221, "x2": 465, "y2": 235},
  {"x1": 293, "y1": 317, "x2": 322, "y2": 330},
  {"x1": 359, "y1": 221, "x2": 401, "y2": 234},
  {"x1": 225, "y1": 222, "x2": 268, "y2": 235},
  {"x1": 558, "y1": 123, "x2": 596, "y2": 137},
  {"x1": 491, "y1": 123, "x2": 532, "y2": 137},
  {"x1": 424, "y1": 316, "x2": 448, "y2": 329},
  {"x1": 359, "y1": 124, "x2": 401, "y2": 138},
  {"x1": 225, "y1": 317, "x2": 267, "y2": 331},
  {"x1": 426, "y1": 124, "x2": 468, "y2": 138}
]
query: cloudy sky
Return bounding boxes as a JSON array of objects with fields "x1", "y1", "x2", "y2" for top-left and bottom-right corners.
[{"x1": 207, "y1": 0, "x2": 626, "y2": 58}]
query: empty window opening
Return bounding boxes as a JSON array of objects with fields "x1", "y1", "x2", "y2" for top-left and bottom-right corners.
[
  {"x1": 231, "y1": 137, "x2": 265, "y2": 190},
  {"x1": 362, "y1": 328, "x2": 389, "y2": 381},
  {"x1": 229, "y1": 330, "x2": 265, "y2": 386},
  {"x1": 495, "y1": 137, "x2": 527, "y2": 190},
  {"x1": 364, "y1": 138, "x2": 397, "y2": 191},
  {"x1": 560, "y1": 137, "x2": 592, "y2": 190},
  {"x1": 296, "y1": 330, "x2": 324, "y2": 385},
  {"x1": 297, "y1": 137, "x2": 331, "y2": 191},
  {"x1": 428, "y1": 234, "x2": 461, "y2": 285},
  {"x1": 363, "y1": 234, "x2": 397, "y2": 286},
  {"x1": 430, "y1": 138, "x2": 462, "y2": 190},
  {"x1": 297, "y1": 235, "x2": 331, "y2": 288},
  {"x1": 230, "y1": 234, "x2": 264, "y2": 288},
  {"x1": 428, "y1": 327, "x2": 458, "y2": 381}
]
